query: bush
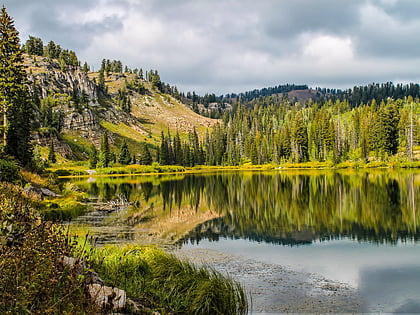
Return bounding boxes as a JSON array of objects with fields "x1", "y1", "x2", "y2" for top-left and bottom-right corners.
[
  {"x1": 0, "y1": 158, "x2": 20, "y2": 183},
  {"x1": 0, "y1": 183, "x2": 95, "y2": 314}
]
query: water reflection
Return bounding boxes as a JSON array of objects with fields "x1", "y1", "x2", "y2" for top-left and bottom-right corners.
[
  {"x1": 68, "y1": 170, "x2": 420, "y2": 313},
  {"x1": 69, "y1": 170, "x2": 420, "y2": 245}
]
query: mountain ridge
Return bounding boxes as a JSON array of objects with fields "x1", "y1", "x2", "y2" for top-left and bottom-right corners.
[{"x1": 25, "y1": 54, "x2": 216, "y2": 160}]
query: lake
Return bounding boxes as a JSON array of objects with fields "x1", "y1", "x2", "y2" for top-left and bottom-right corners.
[{"x1": 66, "y1": 169, "x2": 420, "y2": 313}]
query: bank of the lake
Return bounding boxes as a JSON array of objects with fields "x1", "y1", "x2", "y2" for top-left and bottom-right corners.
[
  {"x1": 0, "y1": 177, "x2": 248, "y2": 314},
  {"x1": 50, "y1": 160, "x2": 420, "y2": 179}
]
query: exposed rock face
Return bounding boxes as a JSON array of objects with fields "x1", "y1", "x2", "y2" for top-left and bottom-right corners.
[
  {"x1": 63, "y1": 108, "x2": 100, "y2": 136},
  {"x1": 32, "y1": 131, "x2": 76, "y2": 158},
  {"x1": 28, "y1": 60, "x2": 107, "y2": 148},
  {"x1": 29, "y1": 62, "x2": 100, "y2": 107}
]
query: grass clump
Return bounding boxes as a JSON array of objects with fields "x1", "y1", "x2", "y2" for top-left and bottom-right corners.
[
  {"x1": 77, "y1": 243, "x2": 248, "y2": 315},
  {"x1": 0, "y1": 183, "x2": 95, "y2": 314}
]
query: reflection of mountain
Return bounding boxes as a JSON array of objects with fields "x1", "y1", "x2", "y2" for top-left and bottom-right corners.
[
  {"x1": 179, "y1": 218, "x2": 314, "y2": 246},
  {"x1": 70, "y1": 170, "x2": 420, "y2": 245}
]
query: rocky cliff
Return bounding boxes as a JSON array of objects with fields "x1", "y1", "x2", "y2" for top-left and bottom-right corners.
[{"x1": 24, "y1": 54, "x2": 216, "y2": 160}]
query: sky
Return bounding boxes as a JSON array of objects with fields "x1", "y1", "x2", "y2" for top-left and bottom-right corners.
[{"x1": 4, "y1": 0, "x2": 420, "y2": 95}]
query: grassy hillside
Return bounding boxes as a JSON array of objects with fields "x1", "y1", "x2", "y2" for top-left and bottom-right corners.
[{"x1": 25, "y1": 54, "x2": 217, "y2": 162}]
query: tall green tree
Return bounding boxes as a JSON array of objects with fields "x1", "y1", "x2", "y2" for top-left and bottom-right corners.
[
  {"x1": 25, "y1": 35, "x2": 43, "y2": 56},
  {"x1": 89, "y1": 143, "x2": 98, "y2": 168},
  {"x1": 290, "y1": 111, "x2": 308, "y2": 162},
  {"x1": 0, "y1": 7, "x2": 33, "y2": 165},
  {"x1": 48, "y1": 140, "x2": 56, "y2": 163},
  {"x1": 98, "y1": 131, "x2": 111, "y2": 167},
  {"x1": 118, "y1": 140, "x2": 131, "y2": 165},
  {"x1": 139, "y1": 143, "x2": 152, "y2": 165}
]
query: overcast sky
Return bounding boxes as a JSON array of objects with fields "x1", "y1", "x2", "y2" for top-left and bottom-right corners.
[{"x1": 4, "y1": 0, "x2": 420, "y2": 95}]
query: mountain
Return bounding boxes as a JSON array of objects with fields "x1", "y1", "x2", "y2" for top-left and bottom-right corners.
[{"x1": 25, "y1": 54, "x2": 216, "y2": 160}]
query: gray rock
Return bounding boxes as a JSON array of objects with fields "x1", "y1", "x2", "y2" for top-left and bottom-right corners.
[{"x1": 87, "y1": 283, "x2": 126, "y2": 311}]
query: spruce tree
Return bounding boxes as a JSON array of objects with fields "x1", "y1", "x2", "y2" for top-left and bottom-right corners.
[
  {"x1": 89, "y1": 143, "x2": 98, "y2": 168},
  {"x1": 98, "y1": 131, "x2": 111, "y2": 167},
  {"x1": 0, "y1": 7, "x2": 33, "y2": 165},
  {"x1": 48, "y1": 140, "x2": 56, "y2": 163},
  {"x1": 291, "y1": 111, "x2": 308, "y2": 162},
  {"x1": 118, "y1": 140, "x2": 131, "y2": 165},
  {"x1": 139, "y1": 143, "x2": 152, "y2": 165}
]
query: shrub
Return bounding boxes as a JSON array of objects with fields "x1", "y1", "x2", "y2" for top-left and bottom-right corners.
[
  {"x1": 0, "y1": 183, "x2": 95, "y2": 314},
  {"x1": 0, "y1": 158, "x2": 20, "y2": 183}
]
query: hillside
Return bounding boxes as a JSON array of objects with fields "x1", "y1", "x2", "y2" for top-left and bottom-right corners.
[{"x1": 24, "y1": 54, "x2": 216, "y2": 160}]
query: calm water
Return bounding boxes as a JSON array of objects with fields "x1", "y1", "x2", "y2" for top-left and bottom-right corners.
[{"x1": 67, "y1": 169, "x2": 420, "y2": 313}]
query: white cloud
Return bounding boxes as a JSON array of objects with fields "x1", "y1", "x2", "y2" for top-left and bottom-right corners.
[{"x1": 303, "y1": 34, "x2": 354, "y2": 64}]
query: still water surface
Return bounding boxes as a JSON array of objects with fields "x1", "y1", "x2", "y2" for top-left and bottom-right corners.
[{"x1": 67, "y1": 170, "x2": 420, "y2": 312}]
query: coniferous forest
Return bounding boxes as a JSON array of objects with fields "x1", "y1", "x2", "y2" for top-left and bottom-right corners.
[{"x1": 159, "y1": 95, "x2": 419, "y2": 166}]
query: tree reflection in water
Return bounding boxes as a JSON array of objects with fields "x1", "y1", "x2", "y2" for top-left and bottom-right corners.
[{"x1": 71, "y1": 170, "x2": 420, "y2": 246}]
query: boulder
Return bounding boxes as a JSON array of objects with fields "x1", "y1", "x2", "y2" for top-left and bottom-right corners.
[{"x1": 87, "y1": 283, "x2": 126, "y2": 311}]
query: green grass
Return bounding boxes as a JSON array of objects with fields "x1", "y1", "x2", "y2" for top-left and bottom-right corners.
[
  {"x1": 74, "y1": 241, "x2": 248, "y2": 315},
  {"x1": 49, "y1": 163, "x2": 186, "y2": 177}
]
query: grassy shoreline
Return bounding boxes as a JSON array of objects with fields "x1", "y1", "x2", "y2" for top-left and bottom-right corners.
[
  {"x1": 0, "y1": 180, "x2": 248, "y2": 314},
  {"x1": 49, "y1": 160, "x2": 420, "y2": 178}
]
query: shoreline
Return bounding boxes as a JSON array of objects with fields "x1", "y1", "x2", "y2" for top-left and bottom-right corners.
[
  {"x1": 52, "y1": 161, "x2": 420, "y2": 179},
  {"x1": 171, "y1": 247, "x2": 364, "y2": 314}
]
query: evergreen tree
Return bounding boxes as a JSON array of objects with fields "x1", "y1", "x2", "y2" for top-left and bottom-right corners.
[
  {"x1": 82, "y1": 62, "x2": 90, "y2": 73},
  {"x1": 173, "y1": 131, "x2": 182, "y2": 165},
  {"x1": 89, "y1": 143, "x2": 98, "y2": 169},
  {"x1": 98, "y1": 131, "x2": 111, "y2": 167},
  {"x1": 290, "y1": 111, "x2": 308, "y2": 162},
  {"x1": 139, "y1": 143, "x2": 152, "y2": 165},
  {"x1": 159, "y1": 131, "x2": 170, "y2": 165},
  {"x1": 48, "y1": 140, "x2": 56, "y2": 163},
  {"x1": 0, "y1": 7, "x2": 33, "y2": 165},
  {"x1": 118, "y1": 140, "x2": 131, "y2": 165},
  {"x1": 98, "y1": 70, "x2": 106, "y2": 90},
  {"x1": 25, "y1": 35, "x2": 43, "y2": 56}
]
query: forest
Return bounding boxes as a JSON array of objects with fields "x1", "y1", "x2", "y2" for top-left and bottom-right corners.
[{"x1": 155, "y1": 95, "x2": 418, "y2": 167}]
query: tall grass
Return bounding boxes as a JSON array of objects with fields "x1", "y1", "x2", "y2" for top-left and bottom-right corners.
[{"x1": 76, "y1": 242, "x2": 248, "y2": 315}]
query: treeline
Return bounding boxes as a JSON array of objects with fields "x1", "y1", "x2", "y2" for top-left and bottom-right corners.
[
  {"x1": 225, "y1": 84, "x2": 309, "y2": 102},
  {"x1": 321, "y1": 82, "x2": 420, "y2": 108},
  {"x1": 138, "y1": 95, "x2": 419, "y2": 167},
  {"x1": 180, "y1": 82, "x2": 420, "y2": 119},
  {"x1": 24, "y1": 36, "x2": 82, "y2": 71},
  {"x1": 201, "y1": 96, "x2": 418, "y2": 165}
]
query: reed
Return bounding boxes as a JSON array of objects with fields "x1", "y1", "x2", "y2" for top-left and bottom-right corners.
[{"x1": 81, "y1": 243, "x2": 248, "y2": 315}]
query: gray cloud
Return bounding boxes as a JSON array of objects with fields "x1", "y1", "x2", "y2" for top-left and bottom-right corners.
[{"x1": 3, "y1": 0, "x2": 420, "y2": 95}]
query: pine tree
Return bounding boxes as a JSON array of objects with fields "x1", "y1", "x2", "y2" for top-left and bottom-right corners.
[
  {"x1": 159, "y1": 132, "x2": 169, "y2": 165},
  {"x1": 98, "y1": 131, "x2": 111, "y2": 167},
  {"x1": 89, "y1": 143, "x2": 98, "y2": 169},
  {"x1": 48, "y1": 140, "x2": 56, "y2": 163},
  {"x1": 291, "y1": 111, "x2": 308, "y2": 162},
  {"x1": 0, "y1": 7, "x2": 33, "y2": 165},
  {"x1": 25, "y1": 35, "x2": 43, "y2": 56},
  {"x1": 98, "y1": 70, "x2": 106, "y2": 90},
  {"x1": 139, "y1": 143, "x2": 152, "y2": 165},
  {"x1": 118, "y1": 140, "x2": 131, "y2": 165}
]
